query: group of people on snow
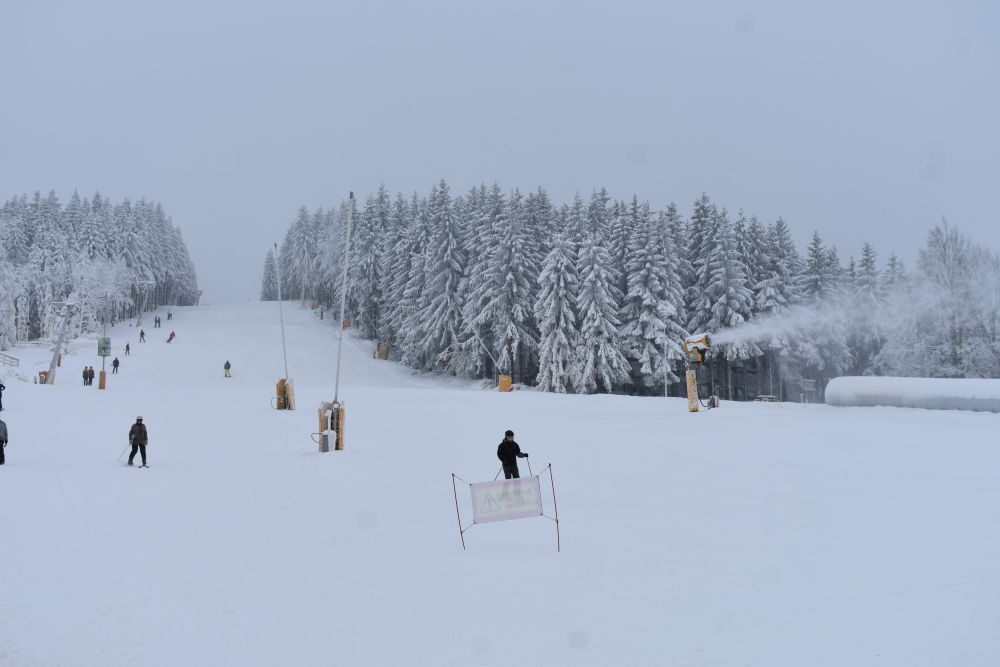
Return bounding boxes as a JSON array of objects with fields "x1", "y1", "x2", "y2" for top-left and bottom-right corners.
[
  {"x1": 2, "y1": 304, "x2": 539, "y2": 477},
  {"x1": 151, "y1": 312, "x2": 172, "y2": 328}
]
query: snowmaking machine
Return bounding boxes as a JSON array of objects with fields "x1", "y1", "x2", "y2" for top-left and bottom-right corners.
[{"x1": 683, "y1": 333, "x2": 719, "y2": 412}]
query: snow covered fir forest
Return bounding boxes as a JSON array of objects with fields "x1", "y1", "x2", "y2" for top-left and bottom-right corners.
[
  {"x1": 262, "y1": 182, "x2": 1000, "y2": 400},
  {"x1": 0, "y1": 191, "x2": 200, "y2": 348}
]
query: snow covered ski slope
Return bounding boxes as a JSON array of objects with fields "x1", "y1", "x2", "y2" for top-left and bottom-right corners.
[{"x1": 2, "y1": 302, "x2": 999, "y2": 666}]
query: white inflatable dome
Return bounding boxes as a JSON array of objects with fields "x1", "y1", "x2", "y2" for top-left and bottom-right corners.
[{"x1": 825, "y1": 376, "x2": 1000, "y2": 413}]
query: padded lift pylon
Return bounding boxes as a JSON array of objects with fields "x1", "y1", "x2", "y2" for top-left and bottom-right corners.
[
  {"x1": 682, "y1": 333, "x2": 712, "y2": 413},
  {"x1": 316, "y1": 400, "x2": 346, "y2": 452}
]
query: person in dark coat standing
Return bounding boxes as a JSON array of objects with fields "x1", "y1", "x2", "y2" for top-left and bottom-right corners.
[
  {"x1": 139, "y1": 329, "x2": 146, "y2": 343},
  {"x1": 224, "y1": 360, "x2": 231, "y2": 378},
  {"x1": 128, "y1": 416, "x2": 148, "y2": 467},
  {"x1": 0, "y1": 380, "x2": 5, "y2": 411},
  {"x1": 0, "y1": 417, "x2": 7, "y2": 465},
  {"x1": 125, "y1": 343, "x2": 130, "y2": 355},
  {"x1": 82, "y1": 367, "x2": 88, "y2": 386},
  {"x1": 112, "y1": 357, "x2": 120, "y2": 374},
  {"x1": 497, "y1": 429, "x2": 529, "y2": 479}
]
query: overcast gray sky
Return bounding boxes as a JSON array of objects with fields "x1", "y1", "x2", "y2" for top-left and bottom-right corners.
[{"x1": 3, "y1": 1, "x2": 997, "y2": 302}]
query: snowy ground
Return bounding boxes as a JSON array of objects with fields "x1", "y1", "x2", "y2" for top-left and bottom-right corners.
[{"x1": 2, "y1": 302, "x2": 999, "y2": 666}]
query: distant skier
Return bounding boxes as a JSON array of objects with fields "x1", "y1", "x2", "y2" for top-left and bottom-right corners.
[
  {"x1": 167, "y1": 311, "x2": 172, "y2": 321},
  {"x1": 497, "y1": 429, "x2": 529, "y2": 479},
  {"x1": 128, "y1": 416, "x2": 148, "y2": 467},
  {"x1": 166, "y1": 331, "x2": 176, "y2": 343},
  {"x1": 0, "y1": 380, "x2": 5, "y2": 411},
  {"x1": 125, "y1": 343, "x2": 130, "y2": 355},
  {"x1": 0, "y1": 417, "x2": 7, "y2": 465},
  {"x1": 112, "y1": 357, "x2": 120, "y2": 374},
  {"x1": 83, "y1": 367, "x2": 88, "y2": 386},
  {"x1": 224, "y1": 360, "x2": 231, "y2": 378},
  {"x1": 139, "y1": 329, "x2": 146, "y2": 343},
  {"x1": 154, "y1": 315, "x2": 160, "y2": 328}
]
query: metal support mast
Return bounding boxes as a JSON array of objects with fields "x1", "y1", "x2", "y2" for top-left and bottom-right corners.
[
  {"x1": 334, "y1": 192, "x2": 354, "y2": 403},
  {"x1": 274, "y1": 242, "x2": 289, "y2": 380}
]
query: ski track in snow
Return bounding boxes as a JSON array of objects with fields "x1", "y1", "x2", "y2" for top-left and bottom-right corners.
[{"x1": 1, "y1": 302, "x2": 999, "y2": 666}]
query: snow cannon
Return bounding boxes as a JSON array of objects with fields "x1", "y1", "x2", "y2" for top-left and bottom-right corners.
[
  {"x1": 683, "y1": 333, "x2": 711, "y2": 365},
  {"x1": 682, "y1": 333, "x2": 712, "y2": 413}
]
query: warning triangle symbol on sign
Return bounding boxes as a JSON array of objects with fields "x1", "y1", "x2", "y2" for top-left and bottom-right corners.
[{"x1": 479, "y1": 493, "x2": 503, "y2": 513}]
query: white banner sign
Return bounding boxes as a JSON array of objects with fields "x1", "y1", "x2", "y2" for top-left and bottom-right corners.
[{"x1": 470, "y1": 477, "x2": 543, "y2": 524}]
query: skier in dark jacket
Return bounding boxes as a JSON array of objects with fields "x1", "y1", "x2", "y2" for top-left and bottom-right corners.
[
  {"x1": 497, "y1": 429, "x2": 529, "y2": 479},
  {"x1": 112, "y1": 357, "x2": 120, "y2": 374},
  {"x1": 125, "y1": 343, "x2": 130, "y2": 355},
  {"x1": 128, "y1": 416, "x2": 148, "y2": 466},
  {"x1": 224, "y1": 360, "x2": 231, "y2": 377},
  {"x1": 166, "y1": 331, "x2": 175, "y2": 343},
  {"x1": 0, "y1": 380, "x2": 5, "y2": 411},
  {"x1": 139, "y1": 329, "x2": 146, "y2": 343},
  {"x1": 0, "y1": 417, "x2": 7, "y2": 464}
]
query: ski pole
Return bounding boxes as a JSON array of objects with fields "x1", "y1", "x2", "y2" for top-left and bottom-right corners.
[
  {"x1": 526, "y1": 456, "x2": 533, "y2": 477},
  {"x1": 116, "y1": 444, "x2": 130, "y2": 463},
  {"x1": 494, "y1": 467, "x2": 502, "y2": 481}
]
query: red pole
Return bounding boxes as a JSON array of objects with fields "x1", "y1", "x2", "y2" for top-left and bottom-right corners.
[
  {"x1": 549, "y1": 464, "x2": 560, "y2": 553},
  {"x1": 452, "y1": 474, "x2": 466, "y2": 550}
]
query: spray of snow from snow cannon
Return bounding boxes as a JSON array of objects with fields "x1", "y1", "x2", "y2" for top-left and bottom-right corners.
[{"x1": 708, "y1": 301, "x2": 851, "y2": 349}]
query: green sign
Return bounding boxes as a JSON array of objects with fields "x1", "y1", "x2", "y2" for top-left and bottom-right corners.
[{"x1": 98, "y1": 337, "x2": 111, "y2": 357}]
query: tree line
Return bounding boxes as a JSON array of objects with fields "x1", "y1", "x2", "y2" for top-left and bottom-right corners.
[
  {"x1": 0, "y1": 190, "x2": 199, "y2": 349},
  {"x1": 261, "y1": 181, "x2": 1000, "y2": 399}
]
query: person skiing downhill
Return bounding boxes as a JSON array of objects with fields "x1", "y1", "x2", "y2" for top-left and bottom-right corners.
[
  {"x1": 128, "y1": 416, "x2": 148, "y2": 467},
  {"x1": 497, "y1": 430, "x2": 529, "y2": 479},
  {"x1": 139, "y1": 329, "x2": 146, "y2": 343},
  {"x1": 112, "y1": 357, "x2": 120, "y2": 374},
  {"x1": 224, "y1": 361, "x2": 231, "y2": 378},
  {"x1": 166, "y1": 331, "x2": 175, "y2": 343},
  {"x1": 0, "y1": 418, "x2": 7, "y2": 465}
]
